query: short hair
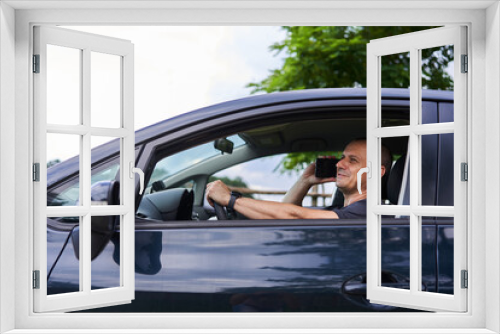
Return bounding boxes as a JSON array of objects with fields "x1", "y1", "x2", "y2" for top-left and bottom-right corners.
[{"x1": 348, "y1": 138, "x2": 393, "y2": 175}]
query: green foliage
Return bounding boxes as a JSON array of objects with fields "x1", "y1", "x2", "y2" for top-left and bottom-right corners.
[
  {"x1": 421, "y1": 46, "x2": 454, "y2": 90},
  {"x1": 250, "y1": 26, "x2": 454, "y2": 172},
  {"x1": 208, "y1": 176, "x2": 254, "y2": 199},
  {"x1": 248, "y1": 26, "x2": 453, "y2": 93},
  {"x1": 274, "y1": 152, "x2": 341, "y2": 175}
]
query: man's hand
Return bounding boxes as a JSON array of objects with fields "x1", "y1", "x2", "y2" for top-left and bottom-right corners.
[
  {"x1": 206, "y1": 180, "x2": 231, "y2": 207},
  {"x1": 300, "y1": 160, "x2": 337, "y2": 187},
  {"x1": 282, "y1": 159, "x2": 336, "y2": 206}
]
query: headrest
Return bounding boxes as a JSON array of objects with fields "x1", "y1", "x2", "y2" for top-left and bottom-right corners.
[{"x1": 387, "y1": 155, "x2": 406, "y2": 205}]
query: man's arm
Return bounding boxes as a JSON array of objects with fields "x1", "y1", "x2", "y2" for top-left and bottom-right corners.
[
  {"x1": 206, "y1": 180, "x2": 339, "y2": 220},
  {"x1": 233, "y1": 196, "x2": 339, "y2": 220},
  {"x1": 282, "y1": 162, "x2": 336, "y2": 206}
]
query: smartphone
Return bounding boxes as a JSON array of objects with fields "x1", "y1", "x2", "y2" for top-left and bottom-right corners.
[{"x1": 315, "y1": 157, "x2": 337, "y2": 178}]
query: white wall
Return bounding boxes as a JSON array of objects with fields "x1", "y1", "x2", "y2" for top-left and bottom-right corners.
[
  {"x1": 0, "y1": 2, "x2": 16, "y2": 334},
  {"x1": 486, "y1": 2, "x2": 500, "y2": 333}
]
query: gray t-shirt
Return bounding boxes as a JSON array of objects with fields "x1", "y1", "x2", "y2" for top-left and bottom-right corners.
[{"x1": 332, "y1": 199, "x2": 366, "y2": 219}]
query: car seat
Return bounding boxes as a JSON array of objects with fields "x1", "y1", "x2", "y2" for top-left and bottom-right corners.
[{"x1": 386, "y1": 155, "x2": 406, "y2": 205}]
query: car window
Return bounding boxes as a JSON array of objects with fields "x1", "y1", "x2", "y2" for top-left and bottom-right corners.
[
  {"x1": 138, "y1": 118, "x2": 383, "y2": 222},
  {"x1": 47, "y1": 162, "x2": 120, "y2": 207},
  {"x1": 147, "y1": 134, "x2": 245, "y2": 190}
]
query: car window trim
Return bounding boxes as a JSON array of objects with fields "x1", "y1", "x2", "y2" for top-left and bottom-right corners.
[{"x1": 128, "y1": 216, "x2": 447, "y2": 230}]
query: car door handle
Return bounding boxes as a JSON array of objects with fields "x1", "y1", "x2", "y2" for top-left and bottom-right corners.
[
  {"x1": 341, "y1": 271, "x2": 425, "y2": 296},
  {"x1": 340, "y1": 271, "x2": 426, "y2": 311},
  {"x1": 342, "y1": 281, "x2": 411, "y2": 295},
  {"x1": 130, "y1": 162, "x2": 145, "y2": 195}
]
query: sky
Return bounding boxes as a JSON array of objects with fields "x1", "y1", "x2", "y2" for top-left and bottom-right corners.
[
  {"x1": 64, "y1": 26, "x2": 287, "y2": 130},
  {"x1": 47, "y1": 26, "x2": 287, "y2": 162}
]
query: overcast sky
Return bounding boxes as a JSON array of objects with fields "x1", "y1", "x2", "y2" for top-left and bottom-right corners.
[
  {"x1": 65, "y1": 26, "x2": 287, "y2": 130},
  {"x1": 48, "y1": 26, "x2": 286, "y2": 160}
]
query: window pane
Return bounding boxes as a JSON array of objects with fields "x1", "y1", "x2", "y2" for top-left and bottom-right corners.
[
  {"x1": 381, "y1": 52, "x2": 410, "y2": 127},
  {"x1": 380, "y1": 215, "x2": 442, "y2": 294},
  {"x1": 382, "y1": 136, "x2": 408, "y2": 205},
  {"x1": 91, "y1": 215, "x2": 121, "y2": 290},
  {"x1": 47, "y1": 217, "x2": 80, "y2": 295},
  {"x1": 420, "y1": 134, "x2": 438, "y2": 205},
  {"x1": 47, "y1": 133, "x2": 80, "y2": 206},
  {"x1": 91, "y1": 137, "x2": 121, "y2": 205},
  {"x1": 421, "y1": 45, "x2": 454, "y2": 125},
  {"x1": 381, "y1": 216, "x2": 410, "y2": 290},
  {"x1": 437, "y1": 218, "x2": 454, "y2": 295},
  {"x1": 47, "y1": 133, "x2": 80, "y2": 169},
  {"x1": 421, "y1": 133, "x2": 454, "y2": 206},
  {"x1": 421, "y1": 216, "x2": 437, "y2": 293},
  {"x1": 437, "y1": 133, "x2": 454, "y2": 206},
  {"x1": 91, "y1": 52, "x2": 121, "y2": 128},
  {"x1": 47, "y1": 45, "x2": 81, "y2": 125},
  {"x1": 48, "y1": 163, "x2": 119, "y2": 208}
]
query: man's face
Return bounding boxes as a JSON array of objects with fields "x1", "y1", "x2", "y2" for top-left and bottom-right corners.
[{"x1": 336, "y1": 140, "x2": 367, "y2": 195}]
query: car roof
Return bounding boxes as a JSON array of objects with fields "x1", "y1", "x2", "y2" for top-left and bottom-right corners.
[
  {"x1": 47, "y1": 88, "x2": 453, "y2": 186},
  {"x1": 134, "y1": 88, "x2": 452, "y2": 144}
]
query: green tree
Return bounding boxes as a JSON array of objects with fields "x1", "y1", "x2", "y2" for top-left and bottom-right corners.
[
  {"x1": 274, "y1": 151, "x2": 341, "y2": 175},
  {"x1": 249, "y1": 26, "x2": 453, "y2": 172},
  {"x1": 248, "y1": 26, "x2": 453, "y2": 93}
]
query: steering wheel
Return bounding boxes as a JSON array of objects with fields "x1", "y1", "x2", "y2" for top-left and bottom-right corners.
[{"x1": 213, "y1": 202, "x2": 228, "y2": 220}]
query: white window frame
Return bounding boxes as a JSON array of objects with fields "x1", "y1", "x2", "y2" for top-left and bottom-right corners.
[
  {"x1": 33, "y1": 26, "x2": 136, "y2": 312},
  {"x1": 1, "y1": 2, "x2": 498, "y2": 333},
  {"x1": 366, "y1": 26, "x2": 468, "y2": 312}
]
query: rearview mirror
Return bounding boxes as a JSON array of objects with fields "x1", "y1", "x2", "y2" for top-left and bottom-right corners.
[{"x1": 214, "y1": 138, "x2": 234, "y2": 154}]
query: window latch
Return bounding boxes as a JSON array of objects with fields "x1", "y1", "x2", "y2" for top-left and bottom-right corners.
[
  {"x1": 129, "y1": 162, "x2": 145, "y2": 195},
  {"x1": 357, "y1": 162, "x2": 371, "y2": 195}
]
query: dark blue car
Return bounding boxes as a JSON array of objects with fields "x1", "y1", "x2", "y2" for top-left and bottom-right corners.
[{"x1": 45, "y1": 88, "x2": 454, "y2": 312}]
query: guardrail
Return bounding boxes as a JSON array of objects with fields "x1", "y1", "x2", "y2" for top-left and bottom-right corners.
[{"x1": 227, "y1": 186, "x2": 332, "y2": 206}]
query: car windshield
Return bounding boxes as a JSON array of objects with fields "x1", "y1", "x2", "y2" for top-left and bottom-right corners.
[{"x1": 147, "y1": 134, "x2": 245, "y2": 188}]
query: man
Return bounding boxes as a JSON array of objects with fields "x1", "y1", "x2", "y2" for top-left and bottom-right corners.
[{"x1": 206, "y1": 138, "x2": 391, "y2": 219}]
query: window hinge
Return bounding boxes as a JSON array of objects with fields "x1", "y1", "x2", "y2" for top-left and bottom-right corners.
[
  {"x1": 33, "y1": 163, "x2": 40, "y2": 182},
  {"x1": 461, "y1": 270, "x2": 468, "y2": 289},
  {"x1": 461, "y1": 162, "x2": 468, "y2": 181},
  {"x1": 461, "y1": 54, "x2": 468, "y2": 73},
  {"x1": 33, "y1": 54, "x2": 40, "y2": 73},
  {"x1": 33, "y1": 270, "x2": 40, "y2": 289}
]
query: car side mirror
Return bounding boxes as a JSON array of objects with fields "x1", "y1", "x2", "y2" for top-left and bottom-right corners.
[
  {"x1": 90, "y1": 180, "x2": 120, "y2": 205},
  {"x1": 72, "y1": 180, "x2": 120, "y2": 261}
]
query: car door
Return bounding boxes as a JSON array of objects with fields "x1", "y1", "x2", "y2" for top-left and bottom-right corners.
[
  {"x1": 48, "y1": 89, "x2": 447, "y2": 313},
  {"x1": 76, "y1": 92, "x2": 434, "y2": 313}
]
